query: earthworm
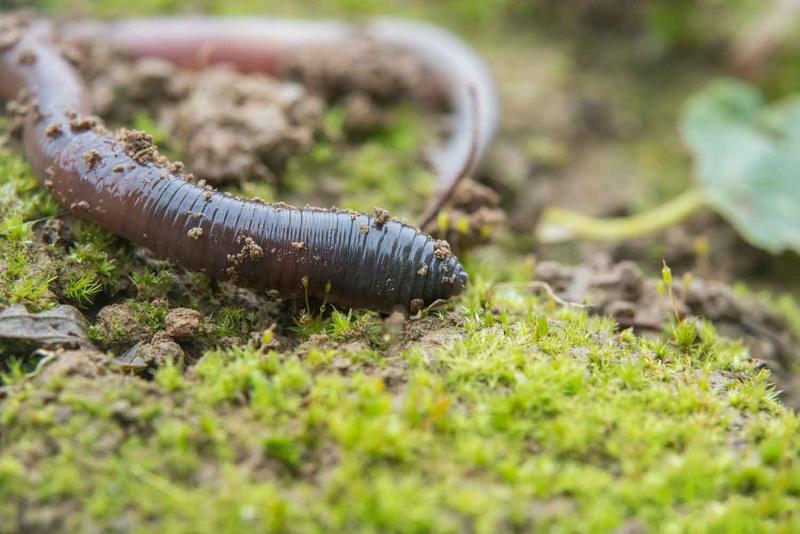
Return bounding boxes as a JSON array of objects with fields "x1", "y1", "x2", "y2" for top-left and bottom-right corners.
[
  {"x1": 60, "y1": 16, "x2": 500, "y2": 226},
  {"x1": 1, "y1": 18, "x2": 468, "y2": 313}
]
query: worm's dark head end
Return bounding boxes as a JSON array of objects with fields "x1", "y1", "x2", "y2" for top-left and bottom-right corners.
[{"x1": 451, "y1": 260, "x2": 469, "y2": 297}]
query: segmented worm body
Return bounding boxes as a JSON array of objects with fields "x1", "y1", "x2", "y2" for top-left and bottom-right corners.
[{"x1": 0, "y1": 16, "x2": 495, "y2": 312}]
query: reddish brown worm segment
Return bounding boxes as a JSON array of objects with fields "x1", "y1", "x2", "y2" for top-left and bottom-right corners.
[{"x1": 1, "y1": 20, "x2": 474, "y2": 312}]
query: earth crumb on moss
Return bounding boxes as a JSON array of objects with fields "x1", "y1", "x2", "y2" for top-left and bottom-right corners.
[{"x1": 164, "y1": 307, "x2": 203, "y2": 341}]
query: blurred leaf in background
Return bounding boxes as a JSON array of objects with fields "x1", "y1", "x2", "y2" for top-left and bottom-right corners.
[{"x1": 682, "y1": 79, "x2": 800, "y2": 253}]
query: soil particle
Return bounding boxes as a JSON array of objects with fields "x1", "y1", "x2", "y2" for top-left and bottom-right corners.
[
  {"x1": 83, "y1": 54, "x2": 185, "y2": 120},
  {"x1": 284, "y1": 39, "x2": 449, "y2": 108},
  {"x1": 291, "y1": 241, "x2": 305, "y2": 251},
  {"x1": 409, "y1": 298, "x2": 425, "y2": 314},
  {"x1": 187, "y1": 227, "x2": 204, "y2": 240},
  {"x1": 95, "y1": 303, "x2": 155, "y2": 354},
  {"x1": 433, "y1": 240, "x2": 452, "y2": 260},
  {"x1": 69, "y1": 200, "x2": 90, "y2": 212},
  {"x1": 83, "y1": 149, "x2": 101, "y2": 169},
  {"x1": 238, "y1": 236, "x2": 264, "y2": 259},
  {"x1": 117, "y1": 128, "x2": 161, "y2": 165},
  {"x1": 164, "y1": 307, "x2": 204, "y2": 341},
  {"x1": 426, "y1": 179, "x2": 506, "y2": 251},
  {"x1": 119, "y1": 128, "x2": 153, "y2": 155},
  {"x1": 450, "y1": 178, "x2": 502, "y2": 213},
  {"x1": 225, "y1": 236, "x2": 264, "y2": 280},
  {"x1": 69, "y1": 115, "x2": 97, "y2": 132},
  {"x1": 0, "y1": 13, "x2": 27, "y2": 51},
  {"x1": 373, "y1": 207, "x2": 390, "y2": 229},
  {"x1": 417, "y1": 265, "x2": 429, "y2": 276},
  {"x1": 167, "y1": 67, "x2": 324, "y2": 183},
  {"x1": 136, "y1": 331, "x2": 185, "y2": 366},
  {"x1": 41, "y1": 217, "x2": 65, "y2": 245},
  {"x1": 44, "y1": 122, "x2": 62, "y2": 138},
  {"x1": 5, "y1": 90, "x2": 36, "y2": 134},
  {"x1": 33, "y1": 350, "x2": 110, "y2": 382}
]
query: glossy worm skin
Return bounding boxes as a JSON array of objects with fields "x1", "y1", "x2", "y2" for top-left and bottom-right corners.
[
  {"x1": 61, "y1": 16, "x2": 500, "y2": 191},
  {"x1": 1, "y1": 21, "x2": 468, "y2": 312}
]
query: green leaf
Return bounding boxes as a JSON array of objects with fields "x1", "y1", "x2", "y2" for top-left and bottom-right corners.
[{"x1": 681, "y1": 79, "x2": 800, "y2": 253}]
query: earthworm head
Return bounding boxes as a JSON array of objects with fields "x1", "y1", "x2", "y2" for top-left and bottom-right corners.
[
  {"x1": 453, "y1": 266, "x2": 469, "y2": 297},
  {"x1": 444, "y1": 255, "x2": 469, "y2": 298}
]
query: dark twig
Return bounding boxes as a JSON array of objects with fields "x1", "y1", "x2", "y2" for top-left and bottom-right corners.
[{"x1": 419, "y1": 85, "x2": 480, "y2": 229}]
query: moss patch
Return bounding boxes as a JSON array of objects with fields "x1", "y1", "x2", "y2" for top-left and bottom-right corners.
[{"x1": 2, "y1": 290, "x2": 800, "y2": 532}]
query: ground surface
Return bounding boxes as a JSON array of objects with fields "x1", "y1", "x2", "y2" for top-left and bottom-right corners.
[{"x1": 3, "y1": 0, "x2": 800, "y2": 532}]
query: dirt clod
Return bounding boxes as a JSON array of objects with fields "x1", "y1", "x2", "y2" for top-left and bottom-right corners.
[
  {"x1": 433, "y1": 240, "x2": 452, "y2": 260},
  {"x1": 136, "y1": 332, "x2": 185, "y2": 366},
  {"x1": 69, "y1": 115, "x2": 97, "y2": 132},
  {"x1": 409, "y1": 298, "x2": 425, "y2": 313},
  {"x1": 0, "y1": 13, "x2": 27, "y2": 51},
  {"x1": 34, "y1": 350, "x2": 109, "y2": 382},
  {"x1": 285, "y1": 39, "x2": 449, "y2": 109},
  {"x1": 83, "y1": 149, "x2": 101, "y2": 169},
  {"x1": 373, "y1": 207, "x2": 390, "y2": 229},
  {"x1": 44, "y1": 122, "x2": 62, "y2": 137},
  {"x1": 225, "y1": 236, "x2": 265, "y2": 281},
  {"x1": 94, "y1": 303, "x2": 156, "y2": 354},
  {"x1": 164, "y1": 308, "x2": 203, "y2": 341}
]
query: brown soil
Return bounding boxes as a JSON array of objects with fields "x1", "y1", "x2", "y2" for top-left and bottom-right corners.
[{"x1": 77, "y1": 39, "x2": 450, "y2": 186}]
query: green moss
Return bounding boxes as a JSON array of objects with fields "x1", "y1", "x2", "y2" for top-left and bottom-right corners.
[
  {"x1": 0, "y1": 146, "x2": 133, "y2": 311},
  {"x1": 211, "y1": 306, "x2": 258, "y2": 340},
  {"x1": 88, "y1": 299, "x2": 170, "y2": 349},
  {"x1": 0, "y1": 149, "x2": 58, "y2": 311},
  {"x1": 277, "y1": 107, "x2": 435, "y2": 219},
  {"x1": 2, "y1": 283, "x2": 800, "y2": 532}
]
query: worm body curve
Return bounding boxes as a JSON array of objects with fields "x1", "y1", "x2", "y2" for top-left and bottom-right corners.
[
  {"x1": 61, "y1": 16, "x2": 500, "y2": 191},
  {"x1": 1, "y1": 19, "x2": 468, "y2": 312}
]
